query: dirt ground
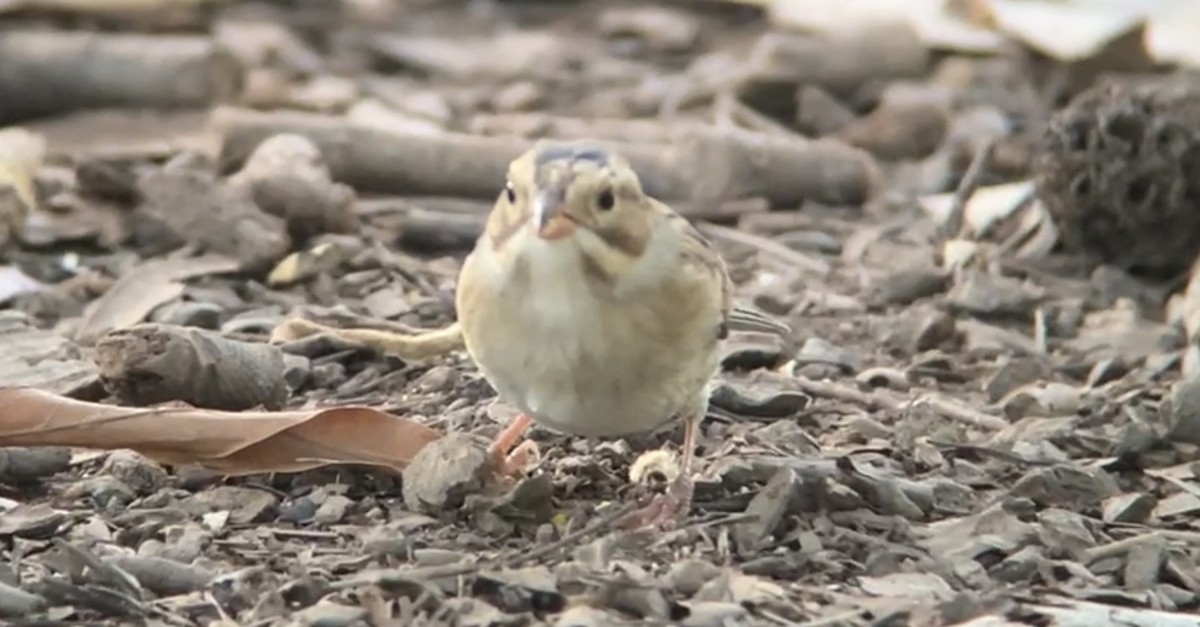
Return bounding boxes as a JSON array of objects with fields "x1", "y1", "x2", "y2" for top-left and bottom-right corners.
[{"x1": 3, "y1": 0, "x2": 1200, "y2": 626}]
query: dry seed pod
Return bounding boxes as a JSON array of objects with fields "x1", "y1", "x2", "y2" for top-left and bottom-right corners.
[{"x1": 1034, "y1": 75, "x2": 1200, "y2": 275}]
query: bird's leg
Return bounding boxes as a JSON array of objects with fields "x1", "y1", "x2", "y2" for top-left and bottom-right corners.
[
  {"x1": 487, "y1": 412, "x2": 536, "y2": 479},
  {"x1": 619, "y1": 411, "x2": 700, "y2": 531}
]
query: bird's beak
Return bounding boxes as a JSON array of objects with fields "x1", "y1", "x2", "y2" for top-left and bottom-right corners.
[{"x1": 532, "y1": 188, "x2": 576, "y2": 241}]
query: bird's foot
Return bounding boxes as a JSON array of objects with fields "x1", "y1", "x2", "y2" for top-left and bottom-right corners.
[
  {"x1": 486, "y1": 412, "x2": 536, "y2": 481},
  {"x1": 618, "y1": 474, "x2": 694, "y2": 531},
  {"x1": 489, "y1": 439, "x2": 540, "y2": 481}
]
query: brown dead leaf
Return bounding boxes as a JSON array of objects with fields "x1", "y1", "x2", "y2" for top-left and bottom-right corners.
[
  {"x1": 0, "y1": 387, "x2": 441, "y2": 476},
  {"x1": 75, "y1": 253, "x2": 241, "y2": 344}
]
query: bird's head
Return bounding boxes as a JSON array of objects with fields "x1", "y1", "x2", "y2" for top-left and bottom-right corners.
[
  {"x1": 504, "y1": 140, "x2": 654, "y2": 245},
  {"x1": 480, "y1": 140, "x2": 669, "y2": 288}
]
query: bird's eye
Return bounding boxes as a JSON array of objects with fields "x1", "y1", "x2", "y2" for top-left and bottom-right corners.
[
  {"x1": 597, "y1": 188, "x2": 615, "y2": 211},
  {"x1": 504, "y1": 182, "x2": 517, "y2": 204}
]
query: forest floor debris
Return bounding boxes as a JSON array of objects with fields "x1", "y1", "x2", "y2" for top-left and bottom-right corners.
[{"x1": 3, "y1": 1, "x2": 1200, "y2": 625}]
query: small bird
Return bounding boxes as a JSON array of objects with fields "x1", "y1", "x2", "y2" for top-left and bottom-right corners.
[
  {"x1": 274, "y1": 140, "x2": 790, "y2": 529},
  {"x1": 455, "y1": 140, "x2": 789, "y2": 529}
]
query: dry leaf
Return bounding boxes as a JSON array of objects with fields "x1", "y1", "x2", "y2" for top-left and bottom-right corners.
[
  {"x1": 0, "y1": 266, "x2": 43, "y2": 303},
  {"x1": 1146, "y1": 1, "x2": 1200, "y2": 67},
  {"x1": 919, "y1": 180, "x2": 1035, "y2": 237},
  {"x1": 970, "y1": 0, "x2": 1147, "y2": 62},
  {"x1": 770, "y1": 0, "x2": 1200, "y2": 68},
  {"x1": 997, "y1": 199, "x2": 1059, "y2": 260},
  {"x1": 766, "y1": 0, "x2": 920, "y2": 33},
  {"x1": 0, "y1": 313, "x2": 98, "y2": 395},
  {"x1": 0, "y1": 387, "x2": 441, "y2": 476},
  {"x1": 941, "y1": 239, "x2": 982, "y2": 270},
  {"x1": 267, "y1": 242, "x2": 347, "y2": 287},
  {"x1": 75, "y1": 253, "x2": 241, "y2": 344},
  {"x1": 767, "y1": 0, "x2": 1006, "y2": 54}
]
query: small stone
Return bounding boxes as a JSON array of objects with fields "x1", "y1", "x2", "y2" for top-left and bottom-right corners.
[
  {"x1": 864, "y1": 265, "x2": 949, "y2": 308},
  {"x1": 150, "y1": 301, "x2": 223, "y2": 329},
  {"x1": 795, "y1": 337, "x2": 860, "y2": 374},
  {"x1": 403, "y1": 432, "x2": 491, "y2": 514},
  {"x1": 990, "y1": 545, "x2": 1045, "y2": 583},
  {"x1": 313, "y1": 495, "x2": 352, "y2": 525},
  {"x1": 1036, "y1": 508, "x2": 1095, "y2": 555},
  {"x1": 72, "y1": 476, "x2": 136, "y2": 509},
  {"x1": 100, "y1": 450, "x2": 168, "y2": 496},
  {"x1": 414, "y1": 365, "x2": 457, "y2": 393},
  {"x1": 1124, "y1": 538, "x2": 1166, "y2": 592},
  {"x1": 984, "y1": 357, "x2": 1052, "y2": 402},
  {"x1": 1008, "y1": 464, "x2": 1119, "y2": 510},
  {"x1": 535, "y1": 523, "x2": 556, "y2": 544},
  {"x1": 944, "y1": 270, "x2": 1043, "y2": 318},
  {"x1": 733, "y1": 468, "x2": 797, "y2": 553},
  {"x1": 1167, "y1": 378, "x2": 1200, "y2": 446},
  {"x1": 155, "y1": 524, "x2": 208, "y2": 563},
  {"x1": 183, "y1": 486, "x2": 278, "y2": 525}
]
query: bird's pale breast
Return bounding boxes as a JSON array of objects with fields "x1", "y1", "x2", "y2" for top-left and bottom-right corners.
[{"x1": 458, "y1": 239, "x2": 721, "y2": 438}]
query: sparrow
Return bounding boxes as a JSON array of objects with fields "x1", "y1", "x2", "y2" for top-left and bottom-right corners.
[{"x1": 275, "y1": 140, "x2": 791, "y2": 530}]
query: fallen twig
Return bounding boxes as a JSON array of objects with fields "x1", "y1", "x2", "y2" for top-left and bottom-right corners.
[
  {"x1": 701, "y1": 222, "x2": 831, "y2": 275},
  {"x1": 0, "y1": 31, "x2": 242, "y2": 124},
  {"x1": 212, "y1": 107, "x2": 878, "y2": 208},
  {"x1": 941, "y1": 138, "x2": 997, "y2": 242}
]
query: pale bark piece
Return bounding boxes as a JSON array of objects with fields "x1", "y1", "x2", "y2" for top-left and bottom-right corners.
[
  {"x1": 740, "y1": 22, "x2": 929, "y2": 104},
  {"x1": 94, "y1": 323, "x2": 290, "y2": 412},
  {"x1": 0, "y1": 387, "x2": 441, "y2": 476},
  {"x1": 0, "y1": 127, "x2": 44, "y2": 251}
]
